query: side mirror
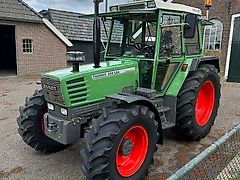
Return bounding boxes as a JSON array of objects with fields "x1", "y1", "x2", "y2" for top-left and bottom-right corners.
[{"x1": 184, "y1": 14, "x2": 198, "y2": 38}]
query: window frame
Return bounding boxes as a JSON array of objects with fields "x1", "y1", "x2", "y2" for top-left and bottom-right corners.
[
  {"x1": 158, "y1": 13, "x2": 184, "y2": 59},
  {"x1": 104, "y1": 13, "x2": 159, "y2": 60},
  {"x1": 185, "y1": 16, "x2": 202, "y2": 55},
  {"x1": 22, "y1": 39, "x2": 33, "y2": 54},
  {"x1": 203, "y1": 19, "x2": 223, "y2": 51}
]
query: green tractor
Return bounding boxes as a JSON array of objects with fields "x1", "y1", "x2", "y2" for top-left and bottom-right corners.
[{"x1": 17, "y1": 0, "x2": 221, "y2": 179}]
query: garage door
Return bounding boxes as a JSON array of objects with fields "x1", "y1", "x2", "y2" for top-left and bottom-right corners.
[
  {"x1": 0, "y1": 25, "x2": 17, "y2": 75},
  {"x1": 228, "y1": 16, "x2": 240, "y2": 82}
]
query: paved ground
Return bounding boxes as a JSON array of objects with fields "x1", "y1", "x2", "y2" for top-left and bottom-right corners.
[{"x1": 0, "y1": 76, "x2": 239, "y2": 180}]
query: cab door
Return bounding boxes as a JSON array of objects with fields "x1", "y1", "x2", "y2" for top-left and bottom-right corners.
[{"x1": 153, "y1": 13, "x2": 184, "y2": 94}]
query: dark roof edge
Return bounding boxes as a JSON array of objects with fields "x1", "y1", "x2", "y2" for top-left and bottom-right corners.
[
  {"x1": 47, "y1": 8, "x2": 84, "y2": 16},
  {"x1": 47, "y1": 9, "x2": 54, "y2": 24},
  {"x1": 18, "y1": 0, "x2": 43, "y2": 20}
]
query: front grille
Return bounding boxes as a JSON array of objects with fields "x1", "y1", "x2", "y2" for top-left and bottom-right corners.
[
  {"x1": 66, "y1": 77, "x2": 88, "y2": 105},
  {"x1": 41, "y1": 77, "x2": 65, "y2": 105},
  {"x1": 72, "y1": 102, "x2": 102, "y2": 117},
  {"x1": 119, "y1": 3, "x2": 146, "y2": 11}
]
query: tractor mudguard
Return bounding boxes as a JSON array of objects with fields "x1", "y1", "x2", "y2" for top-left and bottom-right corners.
[
  {"x1": 107, "y1": 93, "x2": 163, "y2": 144},
  {"x1": 190, "y1": 56, "x2": 220, "y2": 72}
]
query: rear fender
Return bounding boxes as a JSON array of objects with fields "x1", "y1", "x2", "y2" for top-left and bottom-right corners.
[
  {"x1": 190, "y1": 56, "x2": 220, "y2": 72},
  {"x1": 166, "y1": 56, "x2": 220, "y2": 97}
]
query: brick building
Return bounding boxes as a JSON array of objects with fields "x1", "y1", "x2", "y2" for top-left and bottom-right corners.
[
  {"x1": 0, "y1": 0, "x2": 72, "y2": 76},
  {"x1": 39, "y1": 9, "x2": 98, "y2": 64},
  {"x1": 174, "y1": 0, "x2": 240, "y2": 82},
  {"x1": 40, "y1": 9, "x2": 121, "y2": 64}
]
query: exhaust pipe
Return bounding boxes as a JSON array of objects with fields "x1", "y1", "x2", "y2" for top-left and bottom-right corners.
[{"x1": 93, "y1": 0, "x2": 103, "y2": 68}]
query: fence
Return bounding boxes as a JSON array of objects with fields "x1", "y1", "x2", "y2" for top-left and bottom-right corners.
[{"x1": 168, "y1": 123, "x2": 240, "y2": 180}]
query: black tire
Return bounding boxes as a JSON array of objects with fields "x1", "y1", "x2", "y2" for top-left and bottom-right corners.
[
  {"x1": 80, "y1": 105, "x2": 159, "y2": 180},
  {"x1": 17, "y1": 89, "x2": 66, "y2": 153},
  {"x1": 173, "y1": 64, "x2": 221, "y2": 140}
]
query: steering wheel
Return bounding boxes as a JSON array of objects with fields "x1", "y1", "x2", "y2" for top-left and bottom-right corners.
[
  {"x1": 143, "y1": 44, "x2": 155, "y2": 58},
  {"x1": 134, "y1": 42, "x2": 142, "y2": 51},
  {"x1": 143, "y1": 44, "x2": 154, "y2": 51},
  {"x1": 133, "y1": 42, "x2": 155, "y2": 58},
  {"x1": 134, "y1": 43, "x2": 154, "y2": 51}
]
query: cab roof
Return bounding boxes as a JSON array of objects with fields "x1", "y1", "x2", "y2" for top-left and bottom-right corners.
[
  {"x1": 82, "y1": 0, "x2": 202, "y2": 19},
  {"x1": 109, "y1": 0, "x2": 202, "y2": 16},
  {"x1": 155, "y1": 1, "x2": 202, "y2": 15}
]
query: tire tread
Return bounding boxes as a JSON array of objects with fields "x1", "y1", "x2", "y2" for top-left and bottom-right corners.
[
  {"x1": 173, "y1": 64, "x2": 221, "y2": 140},
  {"x1": 17, "y1": 89, "x2": 66, "y2": 153},
  {"x1": 81, "y1": 105, "x2": 158, "y2": 179}
]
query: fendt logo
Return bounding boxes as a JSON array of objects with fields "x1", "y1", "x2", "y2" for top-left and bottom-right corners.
[{"x1": 42, "y1": 84, "x2": 58, "y2": 91}]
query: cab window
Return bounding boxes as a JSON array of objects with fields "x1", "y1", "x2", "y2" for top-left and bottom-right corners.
[
  {"x1": 160, "y1": 15, "x2": 182, "y2": 57},
  {"x1": 185, "y1": 20, "x2": 200, "y2": 55},
  {"x1": 107, "y1": 14, "x2": 158, "y2": 59}
]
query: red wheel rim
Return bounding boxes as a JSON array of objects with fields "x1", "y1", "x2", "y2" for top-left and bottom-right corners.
[
  {"x1": 116, "y1": 126, "x2": 148, "y2": 177},
  {"x1": 195, "y1": 81, "x2": 215, "y2": 126}
]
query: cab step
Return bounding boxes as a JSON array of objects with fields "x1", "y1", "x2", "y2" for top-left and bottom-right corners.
[
  {"x1": 157, "y1": 106, "x2": 170, "y2": 113},
  {"x1": 157, "y1": 106, "x2": 174, "y2": 129},
  {"x1": 162, "y1": 121, "x2": 175, "y2": 129}
]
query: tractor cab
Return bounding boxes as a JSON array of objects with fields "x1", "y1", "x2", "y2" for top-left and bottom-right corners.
[{"x1": 101, "y1": 0, "x2": 203, "y2": 91}]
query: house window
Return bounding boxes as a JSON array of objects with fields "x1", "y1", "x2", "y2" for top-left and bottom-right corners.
[
  {"x1": 203, "y1": 19, "x2": 223, "y2": 50},
  {"x1": 23, "y1": 39, "x2": 33, "y2": 53}
]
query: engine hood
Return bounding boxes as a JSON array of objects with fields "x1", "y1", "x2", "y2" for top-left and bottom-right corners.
[
  {"x1": 42, "y1": 60, "x2": 137, "y2": 80},
  {"x1": 41, "y1": 60, "x2": 139, "y2": 107}
]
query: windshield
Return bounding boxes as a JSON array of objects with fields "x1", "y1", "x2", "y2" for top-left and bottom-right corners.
[{"x1": 107, "y1": 16, "x2": 157, "y2": 59}]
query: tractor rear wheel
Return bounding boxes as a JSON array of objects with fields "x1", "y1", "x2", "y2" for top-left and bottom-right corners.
[
  {"x1": 80, "y1": 105, "x2": 158, "y2": 179},
  {"x1": 173, "y1": 64, "x2": 221, "y2": 140},
  {"x1": 17, "y1": 89, "x2": 66, "y2": 153}
]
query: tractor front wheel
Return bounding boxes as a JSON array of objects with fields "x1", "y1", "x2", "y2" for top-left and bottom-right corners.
[
  {"x1": 80, "y1": 105, "x2": 159, "y2": 179},
  {"x1": 17, "y1": 89, "x2": 66, "y2": 153},
  {"x1": 173, "y1": 64, "x2": 221, "y2": 140}
]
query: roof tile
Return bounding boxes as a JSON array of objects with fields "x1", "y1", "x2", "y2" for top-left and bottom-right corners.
[
  {"x1": 41, "y1": 9, "x2": 122, "y2": 42},
  {"x1": 0, "y1": 0, "x2": 42, "y2": 22}
]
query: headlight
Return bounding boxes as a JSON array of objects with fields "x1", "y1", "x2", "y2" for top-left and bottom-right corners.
[
  {"x1": 60, "y1": 108, "x2": 68, "y2": 116},
  {"x1": 47, "y1": 103, "x2": 54, "y2": 111}
]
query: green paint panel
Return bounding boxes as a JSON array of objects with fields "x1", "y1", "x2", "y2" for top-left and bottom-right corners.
[
  {"x1": 165, "y1": 58, "x2": 196, "y2": 97},
  {"x1": 228, "y1": 17, "x2": 240, "y2": 82},
  {"x1": 42, "y1": 60, "x2": 139, "y2": 107}
]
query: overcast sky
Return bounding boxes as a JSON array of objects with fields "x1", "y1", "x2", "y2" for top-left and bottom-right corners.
[{"x1": 24, "y1": 0, "x2": 131, "y2": 14}]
